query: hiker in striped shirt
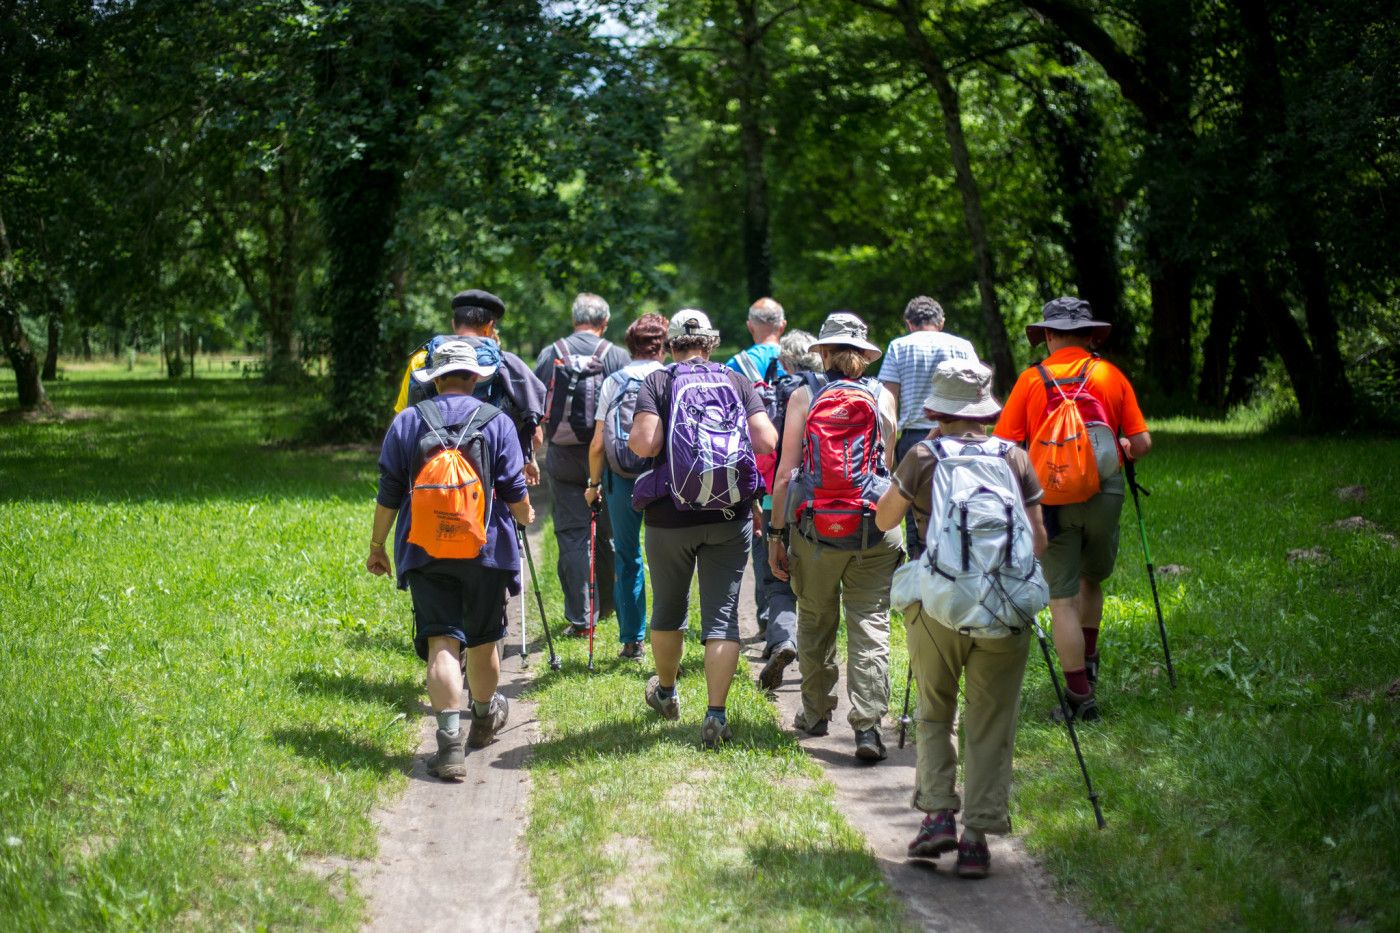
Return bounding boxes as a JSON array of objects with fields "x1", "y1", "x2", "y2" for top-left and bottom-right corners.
[{"x1": 877, "y1": 297, "x2": 977, "y2": 560}]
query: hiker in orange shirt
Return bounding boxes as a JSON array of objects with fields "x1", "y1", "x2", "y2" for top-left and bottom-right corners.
[{"x1": 993, "y1": 298, "x2": 1151, "y2": 721}]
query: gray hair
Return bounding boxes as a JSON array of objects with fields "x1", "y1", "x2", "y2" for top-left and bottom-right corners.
[
  {"x1": 572, "y1": 292, "x2": 610, "y2": 326},
  {"x1": 779, "y1": 329, "x2": 822, "y2": 373},
  {"x1": 748, "y1": 297, "x2": 785, "y2": 327},
  {"x1": 903, "y1": 295, "x2": 945, "y2": 328},
  {"x1": 669, "y1": 333, "x2": 720, "y2": 354}
]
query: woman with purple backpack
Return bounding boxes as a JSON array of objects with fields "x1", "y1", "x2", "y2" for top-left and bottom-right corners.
[
  {"x1": 628, "y1": 310, "x2": 778, "y2": 749},
  {"x1": 769, "y1": 312, "x2": 902, "y2": 763},
  {"x1": 584, "y1": 313, "x2": 669, "y2": 660}
]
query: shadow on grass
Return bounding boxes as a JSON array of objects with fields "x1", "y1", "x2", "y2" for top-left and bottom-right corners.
[
  {"x1": 703, "y1": 843, "x2": 899, "y2": 920},
  {"x1": 290, "y1": 670, "x2": 421, "y2": 712},
  {"x1": 528, "y1": 709, "x2": 796, "y2": 768},
  {"x1": 271, "y1": 727, "x2": 410, "y2": 776}
]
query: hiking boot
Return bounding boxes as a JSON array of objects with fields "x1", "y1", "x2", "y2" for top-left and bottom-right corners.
[
  {"x1": 466, "y1": 693, "x2": 510, "y2": 748},
  {"x1": 700, "y1": 714, "x2": 732, "y2": 750},
  {"x1": 854, "y1": 728, "x2": 887, "y2": 762},
  {"x1": 907, "y1": 809, "x2": 959, "y2": 858},
  {"x1": 426, "y1": 728, "x2": 467, "y2": 781},
  {"x1": 645, "y1": 675, "x2": 680, "y2": 721},
  {"x1": 618, "y1": 640, "x2": 645, "y2": 661},
  {"x1": 562, "y1": 622, "x2": 594, "y2": 639},
  {"x1": 1050, "y1": 688, "x2": 1100, "y2": 724},
  {"x1": 955, "y1": 835, "x2": 991, "y2": 879},
  {"x1": 794, "y1": 710, "x2": 831, "y2": 737},
  {"x1": 757, "y1": 642, "x2": 798, "y2": 691},
  {"x1": 1085, "y1": 652, "x2": 1100, "y2": 686}
]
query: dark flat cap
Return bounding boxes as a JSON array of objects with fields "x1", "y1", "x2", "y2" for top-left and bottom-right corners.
[
  {"x1": 451, "y1": 289, "x2": 506, "y2": 320},
  {"x1": 1025, "y1": 296, "x2": 1111, "y2": 345}
]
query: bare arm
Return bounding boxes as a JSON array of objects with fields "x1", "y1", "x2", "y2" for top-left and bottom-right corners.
[
  {"x1": 879, "y1": 388, "x2": 898, "y2": 470},
  {"x1": 875, "y1": 484, "x2": 911, "y2": 533},
  {"x1": 366, "y1": 504, "x2": 397, "y2": 575},
  {"x1": 748, "y1": 411, "x2": 778, "y2": 456},
  {"x1": 585, "y1": 423, "x2": 607, "y2": 506},
  {"x1": 768, "y1": 387, "x2": 810, "y2": 533},
  {"x1": 880, "y1": 379, "x2": 901, "y2": 428},
  {"x1": 1026, "y1": 502, "x2": 1047, "y2": 557},
  {"x1": 508, "y1": 494, "x2": 535, "y2": 527},
  {"x1": 1123, "y1": 430, "x2": 1152, "y2": 462},
  {"x1": 629, "y1": 411, "x2": 663, "y2": 457}
]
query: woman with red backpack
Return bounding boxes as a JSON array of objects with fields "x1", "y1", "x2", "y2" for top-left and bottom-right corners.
[{"x1": 769, "y1": 312, "x2": 902, "y2": 763}]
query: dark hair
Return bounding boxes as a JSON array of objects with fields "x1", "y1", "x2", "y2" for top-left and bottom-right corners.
[
  {"x1": 625, "y1": 313, "x2": 668, "y2": 358},
  {"x1": 904, "y1": 296, "x2": 945, "y2": 328},
  {"x1": 453, "y1": 304, "x2": 495, "y2": 330}
]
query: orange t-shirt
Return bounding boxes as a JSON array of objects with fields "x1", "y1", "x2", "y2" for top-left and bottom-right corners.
[{"x1": 993, "y1": 347, "x2": 1148, "y2": 443}]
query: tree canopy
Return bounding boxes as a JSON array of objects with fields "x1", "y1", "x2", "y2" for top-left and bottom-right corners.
[{"x1": 3, "y1": 0, "x2": 1396, "y2": 433}]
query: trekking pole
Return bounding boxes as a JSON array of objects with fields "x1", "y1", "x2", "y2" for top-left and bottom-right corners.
[
  {"x1": 1033, "y1": 616, "x2": 1106, "y2": 829},
  {"x1": 519, "y1": 565, "x2": 529, "y2": 667},
  {"x1": 1124, "y1": 459, "x2": 1177, "y2": 689},
  {"x1": 897, "y1": 664, "x2": 913, "y2": 749},
  {"x1": 518, "y1": 524, "x2": 561, "y2": 671},
  {"x1": 586, "y1": 497, "x2": 601, "y2": 673}
]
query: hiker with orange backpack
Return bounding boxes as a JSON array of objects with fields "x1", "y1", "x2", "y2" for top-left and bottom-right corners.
[
  {"x1": 769, "y1": 312, "x2": 902, "y2": 762},
  {"x1": 992, "y1": 297, "x2": 1151, "y2": 722},
  {"x1": 367, "y1": 338, "x2": 536, "y2": 780}
]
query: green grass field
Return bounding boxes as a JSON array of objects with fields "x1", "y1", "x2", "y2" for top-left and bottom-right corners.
[{"x1": 3, "y1": 367, "x2": 1398, "y2": 930}]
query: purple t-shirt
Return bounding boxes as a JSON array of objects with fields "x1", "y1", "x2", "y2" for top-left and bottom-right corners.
[{"x1": 376, "y1": 393, "x2": 527, "y2": 591}]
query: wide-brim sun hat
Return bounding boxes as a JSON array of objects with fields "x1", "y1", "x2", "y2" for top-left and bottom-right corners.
[
  {"x1": 921, "y1": 359, "x2": 1002, "y2": 420},
  {"x1": 810, "y1": 311, "x2": 882, "y2": 362},
  {"x1": 667, "y1": 308, "x2": 720, "y2": 342},
  {"x1": 1025, "y1": 296, "x2": 1111, "y2": 346},
  {"x1": 412, "y1": 337, "x2": 498, "y2": 383}
]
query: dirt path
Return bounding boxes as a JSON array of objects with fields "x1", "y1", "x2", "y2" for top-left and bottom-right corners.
[
  {"x1": 737, "y1": 568, "x2": 1099, "y2": 932},
  {"x1": 353, "y1": 540, "x2": 545, "y2": 932}
]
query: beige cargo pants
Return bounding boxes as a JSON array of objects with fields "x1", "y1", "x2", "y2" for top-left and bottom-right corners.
[
  {"x1": 788, "y1": 530, "x2": 902, "y2": 733},
  {"x1": 905, "y1": 603, "x2": 1031, "y2": 833}
]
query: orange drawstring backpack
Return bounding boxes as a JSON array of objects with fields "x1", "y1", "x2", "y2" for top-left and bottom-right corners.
[
  {"x1": 1029, "y1": 359, "x2": 1106, "y2": 506},
  {"x1": 407, "y1": 399, "x2": 500, "y2": 559}
]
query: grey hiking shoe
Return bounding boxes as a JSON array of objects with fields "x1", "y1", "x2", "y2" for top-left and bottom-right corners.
[
  {"x1": 427, "y1": 728, "x2": 467, "y2": 781},
  {"x1": 1050, "y1": 688, "x2": 1100, "y2": 724},
  {"x1": 700, "y1": 714, "x2": 732, "y2": 750},
  {"x1": 645, "y1": 675, "x2": 680, "y2": 721},
  {"x1": 467, "y1": 693, "x2": 510, "y2": 748},
  {"x1": 854, "y1": 727, "x2": 887, "y2": 762},
  {"x1": 795, "y1": 709, "x2": 831, "y2": 737},
  {"x1": 758, "y1": 642, "x2": 798, "y2": 691}
]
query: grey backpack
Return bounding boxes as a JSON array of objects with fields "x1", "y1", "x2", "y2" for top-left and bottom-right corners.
[{"x1": 601, "y1": 370, "x2": 650, "y2": 479}]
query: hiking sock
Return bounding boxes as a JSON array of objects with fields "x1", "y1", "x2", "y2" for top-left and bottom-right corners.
[
  {"x1": 437, "y1": 709, "x2": 461, "y2": 735},
  {"x1": 470, "y1": 698, "x2": 491, "y2": 719},
  {"x1": 962, "y1": 827, "x2": 986, "y2": 844},
  {"x1": 1082, "y1": 627, "x2": 1100, "y2": 657},
  {"x1": 707, "y1": 706, "x2": 727, "y2": 724},
  {"x1": 656, "y1": 683, "x2": 676, "y2": 701},
  {"x1": 1063, "y1": 667, "x2": 1090, "y2": 697}
]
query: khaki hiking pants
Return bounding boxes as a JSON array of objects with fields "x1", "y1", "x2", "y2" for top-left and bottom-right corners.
[
  {"x1": 906, "y1": 603, "x2": 1031, "y2": 834},
  {"x1": 789, "y1": 530, "x2": 902, "y2": 733}
]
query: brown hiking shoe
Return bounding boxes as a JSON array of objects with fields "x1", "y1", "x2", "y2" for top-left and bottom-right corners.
[
  {"x1": 426, "y1": 728, "x2": 467, "y2": 781},
  {"x1": 467, "y1": 693, "x2": 510, "y2": 748},
  {"x1": 758, "y1": 642, "x2": 797, "y2": 691},
  {"x1": 1050, "y1": 687, "x2": 1100, "y2": 723}
]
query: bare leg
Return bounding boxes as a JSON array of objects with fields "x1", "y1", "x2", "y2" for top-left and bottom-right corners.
[
  {"x1": 464, "y1": 641, "x2": 501, "y2": 706},
  {"x1": 426, "y1": 636, "x2": 464, "y2": 712},
  {"x1": 651, "y1": 630, "x2": 685, "y2": 687},
  {"x1": 1078, "y1": 578, "x2": 1105, "y2": 631},
  {"x1": 704, "y1": 640, "x2": 740, "y2": 708},
  {"x1": 1049, "y1": 596, "x2": 1085, "y2": 672}
]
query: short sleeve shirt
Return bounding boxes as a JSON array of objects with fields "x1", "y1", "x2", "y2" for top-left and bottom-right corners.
[
  {"x1": 877, "y1": 330, "x2": 979, "y2": 431},
  {"x1": 892, "y1": 432, "x2": 1043, "y2": 542},
  {"x1": 595, "y1": 359, "x2": 665, "y2": 422},
  {"x1": 635, "y1": 363, "x2": 767, "y2": 528},
  {"x1": 993, "y1": 347, "x2": 1148, "y2": 443},
  {"x1": 726, "y1": 343, "x2": 785, "y2": 382}
]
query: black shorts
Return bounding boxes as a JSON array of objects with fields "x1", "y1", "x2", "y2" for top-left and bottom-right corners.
[{"x1": 406, "y1": 560, "x2": 512, "y2": 659}]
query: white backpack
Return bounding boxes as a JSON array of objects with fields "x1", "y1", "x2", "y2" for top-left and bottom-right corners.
[{"x1": 892, "y1": 436, "x2": 1048, "y2": 638}]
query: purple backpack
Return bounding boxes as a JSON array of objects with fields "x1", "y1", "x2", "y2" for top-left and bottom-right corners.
[{"x1": 632, "y1": 361, "x2": 762, "y2": 512}]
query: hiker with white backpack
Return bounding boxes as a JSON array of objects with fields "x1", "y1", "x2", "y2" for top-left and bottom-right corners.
[
  {"x1": 874, "y1": 359, "x2": 1048, "y2": 878},
  {"x1": 583, "y1": 313, "x2": 670, "y2": 661},
  {"x1": 534, "y1": 293, "x2": 632, "y2": 639},
  {"x1": 768, "y1": 312, "x2": 902, "y2": 763},
  {"x1": 629, "y1": 310, "x2": 778, "y2": 749}
]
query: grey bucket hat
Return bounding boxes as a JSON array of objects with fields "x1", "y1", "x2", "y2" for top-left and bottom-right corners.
[
  {"x1": 412, "y1": 337, "x2": 498, "y2": 384},
  {"x1": 1025, "y1": 296, "x2": 1111, "y2": 346},
  {"x1": 811, "y1": 312, "x2": 882, "y2": 362},
  {"x1": 922, "y1": 359, "x2": 1002, "y2": 421}
]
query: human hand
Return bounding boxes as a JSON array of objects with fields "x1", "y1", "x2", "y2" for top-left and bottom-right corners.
[
  {"x1": 524, "y1": 461, "x2": 540, "y2": 486},
  {"x1": 1118, "y1": 436, "x2": 1132, "y2": 462},
  {"x1": 768, "y1": 536, "x2": 790, "y2": 581},
  {"x1": 584, "y1": 485, "x2": 601, "y2": 508},
  {"x1": 366, "y1": 546, "x2": 391, "y2": 576}
]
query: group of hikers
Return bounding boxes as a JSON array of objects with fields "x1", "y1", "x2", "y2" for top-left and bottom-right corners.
[{"x1": 365, "y1": 288, "x2": 1151, "y2": 879}]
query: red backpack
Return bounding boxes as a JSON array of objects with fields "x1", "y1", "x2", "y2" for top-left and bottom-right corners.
[{"x1": 787, "y1": 379, "x2": 891, "y2": 549}]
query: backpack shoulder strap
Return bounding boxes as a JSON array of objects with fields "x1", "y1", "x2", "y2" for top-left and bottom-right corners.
[
  {"x1": 553, "y1": 339, "x2": 570, "y2": 363},
  {"x1": 762, "y1": 356, "x2": 779, "y2": 382},
  {"x1": 590, "y1": 339, "x2": 612, "y2": 364},
  {"x1": 734, "y1": 351, "x2": 761, "y2": 382},
  {"x1": 415, "y1": 399, "x2": 449, "y2": 447}
]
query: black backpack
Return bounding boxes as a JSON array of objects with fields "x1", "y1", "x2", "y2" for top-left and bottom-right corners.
[{"x1": 544, "y1": 338, "x2": 612, "y2": 446}]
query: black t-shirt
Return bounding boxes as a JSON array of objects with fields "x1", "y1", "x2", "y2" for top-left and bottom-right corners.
[{"x1": 634, "y1": 363, "x2": 766, "y2": 528}]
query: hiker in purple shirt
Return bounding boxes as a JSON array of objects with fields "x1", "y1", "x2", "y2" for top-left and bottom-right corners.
[{"x1": 368, "y1": 338, "x2": 535, "y2": 780}]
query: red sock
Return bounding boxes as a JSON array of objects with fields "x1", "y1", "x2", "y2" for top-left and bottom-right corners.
[
  {"x1": 1082, "y1": 627, "x2": 1099, "y2": 658},
  {"x1": 1064, "y1": 668, "x2": 1090, "y2": 696}
]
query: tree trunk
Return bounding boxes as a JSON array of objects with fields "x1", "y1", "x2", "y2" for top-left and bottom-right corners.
[
  {"x1": 1248, "y1": 273, "x2": 1323, "y2": 428},
  {"x1": 735, "y1": 0, "x2": 773, "y2": 302},
  {"x1": 0, "y1": 205, "x2": 51, "y2": 412},
  {"x1": 42, "y1": 300, "x2": 60, "y2": 382},
  {"x1": 264, "y1": 158, "x2": 299, "y2": 381},
  {"x1": 1198, "y1": 273, "x2": 1243, "y2": 410},
  {"x1": 893, "y1": 0, "x2": 1015, "y2": 394},
  {"x1": 1226, "y1": 295, "x2": 1269, "y2": 408},
  {"x1": 81, "y1": 328, "x2": 92, "y2": 361}
]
